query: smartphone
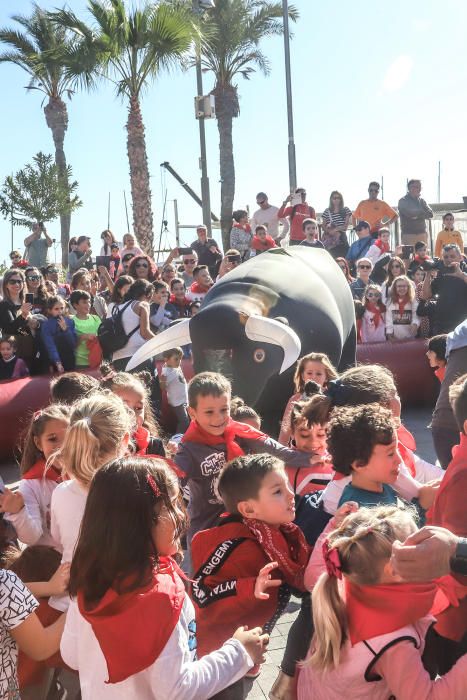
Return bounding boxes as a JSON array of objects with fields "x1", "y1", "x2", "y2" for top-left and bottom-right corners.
[
  {"x1": 227, "y1": 254, "x2": 241, "y2": 263},
  {"x1": 291, "y1": 194, "x2": 302, "y2": 206},
  {"x1": 96, "y1": 255, "x2": 111, "y2": 270},
  {"x1": 178, "y1": 247, "x2": 193, "y2": 256},
  {"x1": 25, "y1": 293, "x2": 34, "y2": 304}
]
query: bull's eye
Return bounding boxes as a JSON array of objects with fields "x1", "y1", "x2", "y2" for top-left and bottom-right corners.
[{"x1": 253, "y1": 348, "x2": 266, "y2": 363}]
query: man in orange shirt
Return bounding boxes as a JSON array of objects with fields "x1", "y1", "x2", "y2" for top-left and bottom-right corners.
[{"x1": 353, "y1": 181, "x2": 398, "y2": 234}]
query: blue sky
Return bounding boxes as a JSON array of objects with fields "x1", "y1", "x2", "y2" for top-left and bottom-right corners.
[{"x1": 1, "y1": 0, "x2": 467, "y2": 264}]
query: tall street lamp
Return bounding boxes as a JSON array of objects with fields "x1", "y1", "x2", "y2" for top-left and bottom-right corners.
[
  {"x1": 282, "y1": 0, "x2": 297, "y2": 192},
  {"x1": 193, "y1": 0, "x2": 215, "y2": 236}
]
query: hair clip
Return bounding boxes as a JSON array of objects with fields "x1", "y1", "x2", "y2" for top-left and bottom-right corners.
[
  {"x1": 147, "y1": 474, "x2": 161, "y2": 498},
  {"x1": 322, "y1": 539, "x2": 342, "y2": 579}
]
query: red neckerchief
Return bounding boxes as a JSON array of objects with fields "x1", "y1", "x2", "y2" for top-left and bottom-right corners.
[
  {"x1": 242, "y1": 518, "x2": 310, "y2": 591},
  {"x1": 232, "y1": 222, "x2": 251, "y2": 234},
  {"x1": 169, "y1": 294, "x2": 190, "y2": 307},
  {"x1": 365, "y1": 301, "x2": 384, "y2": 328},
  {"x1": 432, "y1": 432, "x2": 467, "y2": 513},
  {"x1": 375, "y1": 239, "x2": 390, "y2": 254},
  {"x1": 397, "y1": 296, "x2": 409, "y2": 316},
  {"x1": 345, "y1": 579, "x2": 451, "y2": 645},
  {"x1": 434, "y1": 366, "x2": 446, "y2": 383},
  {"x1": 78, "y1": 558, "x2": 186, "y2": 684},
  {"x1": 396, "y1": 424, "x2": 416, "y2": 477},
  {"x1": 414, "y1": 254, "x2": 432, "y2": 265},
  {"x1": 182, "y1": 418, "x2": 266, "y2": 461},
  {"x1": 190, "y1": 281, "x2": 211, "y2": 294},
  {"x1": 22, "y1": 458, "x2": 63, "y2": 483},
  {"x1": 251, "y1": 235, "x2": 276, "y2": 251},
  {"x1": 133, "y1": 426, "x2": 150, "y2": 454}
]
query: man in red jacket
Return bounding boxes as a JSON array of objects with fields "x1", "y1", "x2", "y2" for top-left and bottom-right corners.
[{"x1": 277, "y1": 188, "x2": 316, "y2": 245}]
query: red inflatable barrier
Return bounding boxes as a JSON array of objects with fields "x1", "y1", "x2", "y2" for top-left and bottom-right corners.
[
  {"x1": 356, "y1": 338, "x2": 437, "y2": 405},
  {"x1": 0, "y1": 345, "x2": 434, "y2": 463}
]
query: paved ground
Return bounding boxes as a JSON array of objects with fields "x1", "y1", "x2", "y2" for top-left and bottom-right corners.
[{"x1": 0, "y1": 406, "x2": 437, "y2": 700}]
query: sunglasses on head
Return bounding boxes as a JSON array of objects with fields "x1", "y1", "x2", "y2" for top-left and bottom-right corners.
[
  {"x1": 8, "y1": 279, "x2": 23, "y2": 285},
  {"x1": 26, "y1": 275, "x2": 40, "y2": 281}
]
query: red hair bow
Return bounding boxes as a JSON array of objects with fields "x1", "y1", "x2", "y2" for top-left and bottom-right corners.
[{"x1": 322, "y1": 539, "x2": 342, "y2": 579}]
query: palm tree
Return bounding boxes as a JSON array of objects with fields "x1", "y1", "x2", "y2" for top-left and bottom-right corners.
[
  {"x1": 0, "y1": 4, "x2": 78, "y2": 266},
  {"x1": 198, "y1": 0, "x2": 298, "y2": 248},
  {"x1": 52, "y1": 0, "x2": 194, "y2": 256}
]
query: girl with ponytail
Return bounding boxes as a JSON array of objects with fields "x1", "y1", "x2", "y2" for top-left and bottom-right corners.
[
  {"x1": 298, "y1": 505, "x2": 467, "y2": 699},
  {"x1": 50, "y1": 393, "x2": 133, "y2": 610}
]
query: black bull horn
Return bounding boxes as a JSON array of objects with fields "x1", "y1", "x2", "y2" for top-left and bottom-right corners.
[{"x1": 126, "y1": 248, "x2": 356, "y2": 429}]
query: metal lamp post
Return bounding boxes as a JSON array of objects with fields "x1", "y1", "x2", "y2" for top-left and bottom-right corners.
[
  {"x1": 193, "y1": 0, "x2": 214, "y2": 236},
  {"x1": 282, "y1": 0, "x2": 297, "y2": 192}
]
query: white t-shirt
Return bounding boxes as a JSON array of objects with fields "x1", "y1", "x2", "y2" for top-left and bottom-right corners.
[
  {"x1": 161, "y1": 366, "x2": 188, "y2": 407},
  {"x1": 0, "y1": 570, "x2": 38, "y2": 699},
  {"x1": 50, "y1": 479, "x2": 88, "y2": 611},
  {"x1": 250, "y1": 204, "x2": 289, "y2": 239},
  {"x1": 61, "y1": 594, "x2": 252, "y2": 700}
]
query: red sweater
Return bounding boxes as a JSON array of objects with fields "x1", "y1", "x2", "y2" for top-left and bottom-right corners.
[
  {"x1": 277, "y1": 203, "x2": 316, "y2": 241},
  {"x1": 190, "y1": 515, "x2": 287, "y2": 657}
]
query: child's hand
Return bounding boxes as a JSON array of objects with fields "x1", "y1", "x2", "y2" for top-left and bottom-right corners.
[
  {"x1": 417, "y1": 479, "x2": 442, "y2": 510},
  {"x1": 0, "y1": 488, "x2": 24, "y2": 514},
  {"x1": 233, "y1": 626, "x2": 269, "y2": 665},
  {"x1": 48, "y1": 563, "x2": 71, "y2": 595},
  {"x1": 332, "y1": 501, "x2": 358, "y2": 527},
  {"x1": 254, "y1": 561, "x2": 281, "y2": 600},
  {"x1": 166, "y1": 440, "x2": 179, "y2": 456},
  {"x1": 57, "y1": 317, "x2": 67, "y2": 332}
]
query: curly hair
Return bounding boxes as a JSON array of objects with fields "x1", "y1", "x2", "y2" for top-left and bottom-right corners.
[
  {"x1": 128, "y1": 254, "x2": 159, "y2": 282},
  {"x1": 327, "y1": 403, "x2": 395, "y2": 476}
]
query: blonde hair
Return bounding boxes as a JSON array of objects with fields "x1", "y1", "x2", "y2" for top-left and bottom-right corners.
[
  {"x1": 57, "y1": 393, "x2": 133, "y2": 486},
  {"x1": 293, "y1": 353, "x2": 337, "y2": 393},
  {"x1": 309, "y1": 506, "x2": 417, "y2": 672},
  {"x1": 390, "y1": 274, "x2": 414, "y2": 304}
]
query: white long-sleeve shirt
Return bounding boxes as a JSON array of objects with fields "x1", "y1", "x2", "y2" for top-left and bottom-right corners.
[
  {"x1": 50, "y1": 479, "x2": 88, "y2": 611},
  {"x1": 5, "y1": 478, "x2": 59, "y2": 549},
  {"x1": 61, "y1": 595, "x2": 252, "y2": 700},
  {"x1": 250, "y1": 204, "x2": 289, "y2": 240}
]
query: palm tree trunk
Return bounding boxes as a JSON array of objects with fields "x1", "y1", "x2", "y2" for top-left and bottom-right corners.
[
  {"x1": 44, "y1": 96, "x2": 69, "y2": 267},
  {"x1": 126, "y1": 95, "x2": 154, "y2": 256},
  {"x1": 213, "y1": 84, "x2": 239, "y2": 251}
]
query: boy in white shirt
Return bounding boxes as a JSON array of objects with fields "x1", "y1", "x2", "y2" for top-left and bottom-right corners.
[{"x1": 160, "y1": 347, "x2": 190, "y2": 433}]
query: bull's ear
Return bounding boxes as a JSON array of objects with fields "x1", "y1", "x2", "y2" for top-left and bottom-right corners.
[{"x1": 245, "y1": 315, "x2": 301, "y2": 373}]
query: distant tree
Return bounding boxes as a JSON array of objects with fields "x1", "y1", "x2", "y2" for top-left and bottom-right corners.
[
  {"x1": 51, "y1": 0, "x2": 194, "y2": 256},
  {"x1": 196, "y1": 0, "x2": 299, "y2": 248},
  {"x1": 0, "y1": 3, "x2": 79, "y2": 264},
  {"x1": 0, "y1": 152, "x2": 81, "y2": 229}
]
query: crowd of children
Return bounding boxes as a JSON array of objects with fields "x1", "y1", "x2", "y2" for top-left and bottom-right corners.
[{"x1": 0, "y1": 344, "x2": 465, "y2": 700}]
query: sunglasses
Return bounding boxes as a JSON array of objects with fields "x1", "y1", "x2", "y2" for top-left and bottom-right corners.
[
  {"x1": 10, "y1": 255, "x2": 21, "y2": 259},
  {"x1": 135, "y1": 262, "x2": 149, "y2": 268},
  {"x1": 369, "y1": 188, "x2": 379, "y2": 193},
  {"x1": 367, "y1": 292, "x2": 381, "y2": 298},
  {"x1": 358, "y1": 265, "x2": 371, "y2": 270},
  {"x1": 257, "y1": 200, "x2": 266, "y2": 205},
  {"x1": 8, "y1": 279, "x2": 23, "y2": 285},
  {"x1": 26, "y1": 275, "x2": 40, "y2": 281},
  {"x1": 184, "y1": 259, "x2": 196, "y2": 264},
  {"x1": 47, "y1": 269, "x2": 59, "y2": 274}
]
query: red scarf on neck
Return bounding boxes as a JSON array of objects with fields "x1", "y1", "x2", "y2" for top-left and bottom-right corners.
[
  {"x1": 365, "y1": 302, "x2": 384, "y2": 328},
  {"x1": 251, "y1": 235, "x2": 276, "y2": 251},
  {"x1": 190, "y1": 281, "x2": 211, "y2": 294},
  {"x1": 375, "y1": 239, "x2": 390, "y2": 254},
  {"x1": 243, "y1": 518, "x2": 310, "y2": 591},
  {"x1": 397, "y1": 296, "x2": 409, "y2": 316},
  {"x1": 434, "y1": 366, "x2": 446, "y2": 383},
  {"x1": 78, "y1": 557, "x2": 186, "y2": 683},
  {"x1": 169, "y1": 294, "x2": 190, "y2": 307},
  {"x1": 345, "y1": 579, "x2": 451, "y2": 645},
  {"x1": 22, "y1": 458, "x2": 63, "y2": 483},
  {"x1": 182, "y1": 418, "x2": 266, "y2": 461}
]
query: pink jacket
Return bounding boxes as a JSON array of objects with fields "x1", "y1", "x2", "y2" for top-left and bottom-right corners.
[{"x1": 298, "y1": 616, "x2": 467, "y2": 700}]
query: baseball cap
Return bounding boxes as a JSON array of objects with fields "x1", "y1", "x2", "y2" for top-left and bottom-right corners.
[{"x1": 196, "y1": 224, "x2": 207, "y2": 230}]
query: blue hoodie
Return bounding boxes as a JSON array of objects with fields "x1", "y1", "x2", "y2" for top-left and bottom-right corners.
[{"x1": 40, "y1": 316, "x2": 76, "y2": 365}]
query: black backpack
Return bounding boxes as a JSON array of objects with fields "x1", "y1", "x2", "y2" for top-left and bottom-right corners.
[{"x1": 97, "y1": 300, "x2": 140, "y2": 357}]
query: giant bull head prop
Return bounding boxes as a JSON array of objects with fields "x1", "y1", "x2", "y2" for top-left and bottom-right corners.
[{"x1": 127, "y1": 248, "x2": 356, "y2": 432}]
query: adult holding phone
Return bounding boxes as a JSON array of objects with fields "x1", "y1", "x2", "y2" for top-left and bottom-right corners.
[
  {"x1": 277, "y1": 187, "x2": 316, "y2": 245},
  {"x1": 421, "y1": 244, "x2": 467, "y2": 334},
  {"x1": 23, "y1": 222, "x2": 53, "y2": 269},
  {"x1": 190, "y1": 224, "x2": 223, "y2": 279},
  {"x1": 0, "y1": 270, "x2": 36, "y2": 370},
  {"x1": 68, "y1": 235, "x2": 94, "y2": 275}
]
